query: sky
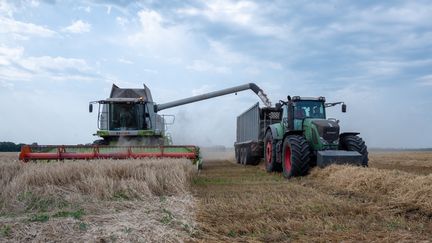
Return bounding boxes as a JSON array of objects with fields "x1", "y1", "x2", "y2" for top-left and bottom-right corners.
[{"x1": 0, "y1": 0, "x2": 431, "y2": 148}]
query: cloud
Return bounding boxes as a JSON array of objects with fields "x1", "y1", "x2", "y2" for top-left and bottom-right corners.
[
  {"x1": 62, "y1": 20, "x2": 91, "y2": 34},
  {"x1": 417, "y1": 75, "x2": 432, "y2": 87},
  {"x1": 177, "y1": 0, "x2": 287, "y2": 39},
  {"x1": 127, "y1": 9, "x2": 194, "y2": 57},
  {"x1": 118, "y1": 58, "x2": 133, "y2": 64},
  {"x1": 116, "y1": 16, "x2": 129, "y2": 26},
  {"x1": 0, "y1": 45, "x2": 97, "y2": 82},
  {"x1": 187, "y1": 60, "x2": 229, "y2": 73},
  {"x1": 0, "y1": 1, "x2": 15, "y2": 17},
  {"x1": 0, "y1": 16, "x2": 56, "y2": 37}
]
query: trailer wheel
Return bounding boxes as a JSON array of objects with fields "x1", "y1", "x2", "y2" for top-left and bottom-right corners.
[
  {"x1": 264, "y1": 132, "x2": 278, "y2": 172},
  {"x1": 241, "y1": 147, "x2": 247, "y2": 165},
  {"x1": 282, "y1": 135, "x2": 311, "y2": 178},
  {"x1": 235, "y1": 147, "x2": 241, "y2": 164},
  {"x1": 339, "y1": 135, "x2": 369, "y2": 166}
]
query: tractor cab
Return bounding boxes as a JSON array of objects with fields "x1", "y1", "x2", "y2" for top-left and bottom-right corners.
[{"x1": 277, "y1": 96, "x2": 347, "y2": 151}]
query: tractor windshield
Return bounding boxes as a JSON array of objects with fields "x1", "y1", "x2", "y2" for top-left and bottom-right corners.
[
  {"x1": 109, "y1": 103, "x2": 147, "y2": 130},
  {"x1": 294, "y1": 101, "x2": 325, "y2": 119}
]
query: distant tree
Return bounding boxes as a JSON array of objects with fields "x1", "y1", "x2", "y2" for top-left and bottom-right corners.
[{"x1": 0, "y1": 142, "x2": 25, "y2": 152}]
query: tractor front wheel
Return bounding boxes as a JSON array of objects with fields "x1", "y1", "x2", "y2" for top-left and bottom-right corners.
[
  {"x1": 282, "y1": 135, "x2": 311, "y2": 178},
  {"x1": 340, "y1": 135, "x2": 369, "y2": 166}
]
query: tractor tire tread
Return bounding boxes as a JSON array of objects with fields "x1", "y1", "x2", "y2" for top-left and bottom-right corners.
[
  {"x1": 282, "y1": 135, "x2": 311, "y2": 178},
  {"x1": 341, "y1": 135, "x2": 369, "y2": 166}
]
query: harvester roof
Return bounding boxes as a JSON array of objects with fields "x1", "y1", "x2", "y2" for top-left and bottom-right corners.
[{"x1": 110, "y1": 84, "x2": 153, "y2": 102}]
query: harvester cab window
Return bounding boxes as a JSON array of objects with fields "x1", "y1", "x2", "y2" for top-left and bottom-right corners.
[{"x1": 109, "y1": 103, "x2": 147, "y2": 130}]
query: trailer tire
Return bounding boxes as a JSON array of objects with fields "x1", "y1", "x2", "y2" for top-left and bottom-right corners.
[
  {"x1": 235, "y1": 147, "x2": 241, "y2": 164},
  {"x1": 264, "y1": 132, "x2": 278, "y2": 172},
  {"x1": 282, "y1": 135, "x2": 311, "y2": 178},
  {"x1": 250, "y1": 156, "x2": 260, "y2": 166},
  {"x1": 241, "y1": 147, "x2": 247, "y2": 165},
  {"x1": 339, "y1": 135, "x2": 369, "y2": 167}
]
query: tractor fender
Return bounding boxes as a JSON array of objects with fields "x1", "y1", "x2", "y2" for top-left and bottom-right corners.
[
  {"x1": 266, "y1": 125, "x2": 283, "y2": 140},
  {"x1": 340, "y1": 132, "x2": 360, "y2": 139}
]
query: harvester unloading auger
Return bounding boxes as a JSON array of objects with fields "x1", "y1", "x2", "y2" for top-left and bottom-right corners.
[{"x1": 19, "y1": 83, "x2": 271, "y2": 167}]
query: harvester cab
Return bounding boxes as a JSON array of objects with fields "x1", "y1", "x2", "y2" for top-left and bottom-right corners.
[
  {"x1": 89, "y1": 84, "x2": 168, "y2": 146},
  {"x1": 265, "y1": 96, "x2": 368, "y2": 178}
]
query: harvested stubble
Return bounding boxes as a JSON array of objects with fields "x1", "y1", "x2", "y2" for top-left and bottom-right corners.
[
  {"x1": 0, "y1": 156, "x2": 197, "y2": 242},
  {"x1": 309, "y1": 165, "x2": 432, "y2": 215},
  {"x1": 369, "y1": 151, "x2": 432, "y2": 175},
  {"x1": 193, "y1": 159, "x2": 432, "y2": 242}
]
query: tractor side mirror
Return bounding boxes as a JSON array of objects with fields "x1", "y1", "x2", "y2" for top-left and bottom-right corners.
[
  {"x1": 89, "y1": 104, "x2": 93, "y2": 113},
  {"x1": 342, "y1": 103, "x2": 347, "y2": 113},
  {"x1": 275, "y1": 102, "x2": 282, "y2": 110}
]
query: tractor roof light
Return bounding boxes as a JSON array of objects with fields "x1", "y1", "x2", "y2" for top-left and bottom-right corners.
[
  {"x1": 292, "y1": 96, "x2": 301, "y2": 101},
  {"x1": 319, "y1": 96, "x2": 326, "y2": 102}
]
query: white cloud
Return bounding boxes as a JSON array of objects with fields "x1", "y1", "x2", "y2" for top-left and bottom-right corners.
[
  {"x1": 118, "y1": 58, "x2": 133, "y2": 64},
  {"x1": 359, "y1": 59, "x2": 432, "y2": 77},
  {"x1": 76, "y1": 6, "x2": 91, "y2": 13},
  {"x1": 127, "y1": 9, "x2": 192, "y2": 55},
  {"x1": 0, "y1": 45, "x2": 95, "y2": 82},
  {"x1": 187, "y1": 60, "x2": 229, "y2": 73},
  {"x1": 0, "y1": 16, "x2": 56, "y2": 37},
  {"x1": 62, "y1": 20, "x2": 91, "y2": 34},
  {"x1": 0, "y1": 1, "x2": 15, "y2": 17},
  {"x1": 116, "y1": 16, "x2": 129, "y2": 26},
  {"x1": 177, "y1": 0, "x2": 288, "y2": 39}
]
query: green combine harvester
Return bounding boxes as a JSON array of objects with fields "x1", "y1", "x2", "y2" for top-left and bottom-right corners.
[
  {"x1": 235, "y1": 96, "x2": 368, "y2": 178},
  {"x1": 20, "y1": 83, "x2": 272, "y2": 168}
]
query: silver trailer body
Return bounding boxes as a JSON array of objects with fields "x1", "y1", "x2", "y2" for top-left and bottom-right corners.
[{"x1": 234, "y1": 103, "x2": 281, "y2": 165}]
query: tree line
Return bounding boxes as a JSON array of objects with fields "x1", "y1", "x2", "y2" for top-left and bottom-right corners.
[{"x1": 0, "y1": 142, "x2": 34, "y2": 152}]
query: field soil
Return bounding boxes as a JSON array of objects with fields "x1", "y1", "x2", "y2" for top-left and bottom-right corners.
[{"x1": 192, "y1": 152, "x2": 432, "y2": 242}]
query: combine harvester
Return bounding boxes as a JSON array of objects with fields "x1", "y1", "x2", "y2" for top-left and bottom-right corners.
[{"x1": 19, "y1": 83, "x2": 271, "y2": 167}]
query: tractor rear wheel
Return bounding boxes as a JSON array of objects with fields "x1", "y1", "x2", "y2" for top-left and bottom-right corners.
[
  {"x1": 281, "y1": 135, "x2": 311, "y2": 178},
  {"x1": 264, "y1": 132, "x2": 278, "y2": 172},
  {"x1": 340, "y1": 135, "x2": 369, "y2": 166}
]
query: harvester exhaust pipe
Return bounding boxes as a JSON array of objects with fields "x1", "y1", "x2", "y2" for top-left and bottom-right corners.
[{"x1": 156, "y1": 83, "x2": 272, "y2": 112}]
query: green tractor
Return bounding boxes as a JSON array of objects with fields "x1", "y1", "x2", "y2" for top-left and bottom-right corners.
[{"x1": 264, "y1": 96, "x2": 368, "y2": 178}]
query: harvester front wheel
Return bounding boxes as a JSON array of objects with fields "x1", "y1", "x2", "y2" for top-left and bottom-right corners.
[
  {"x1": 340, "y1": 135, "x2": 369, "y2": 166},
  {"x1": 264, "y1": 132, "x2": 278, "y2": 172},
  {"x1": 281, "y1": 135, "x2": 311, "y2": 178}
]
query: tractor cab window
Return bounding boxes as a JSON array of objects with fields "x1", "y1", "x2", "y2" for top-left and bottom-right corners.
[
  {"x1": 293, "y1": 101, "x2": 325, "y2": 119},
  {"x1": 109, "y1": 103, "x2": 147, "y2": 130}
]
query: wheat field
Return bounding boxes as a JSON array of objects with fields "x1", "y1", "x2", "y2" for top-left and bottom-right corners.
[{"x1": 0, "y1": 154, "x2": 197, "y2": 242}]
